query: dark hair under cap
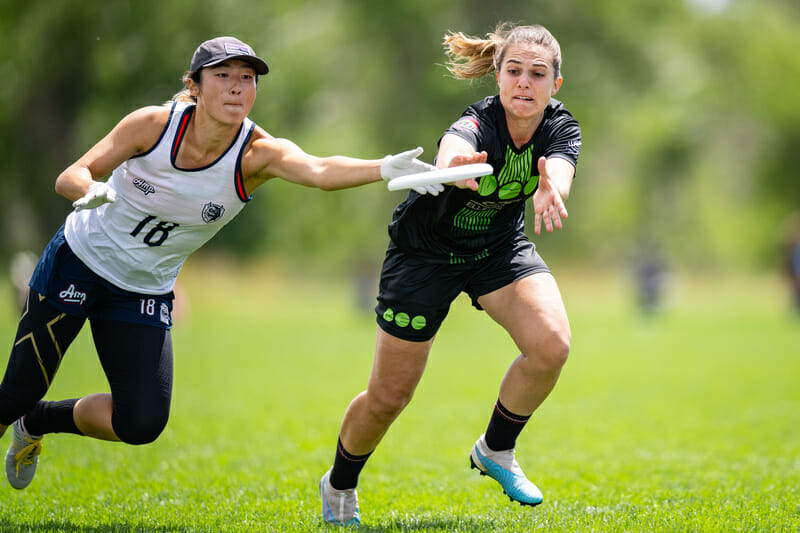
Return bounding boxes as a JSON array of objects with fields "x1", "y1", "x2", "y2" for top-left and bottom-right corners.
[{"x1": 189, "y1": 36, "x2": 269, "y2": 75}]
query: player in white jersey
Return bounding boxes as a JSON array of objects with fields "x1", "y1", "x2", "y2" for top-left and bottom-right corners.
[{"x1": 0, "y1": 36, "x2": 439, "y2": 490}]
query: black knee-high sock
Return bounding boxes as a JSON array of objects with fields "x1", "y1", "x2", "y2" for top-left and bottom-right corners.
[
  {"x1": 329, "y1": 437, "x2": 372, "y2": 490},
  {"x1": 23, "y1": 399, "x2": 82, "y2": 436},
  {"x1": 484, "y1": 398, "x2": 531, "y2": 451}
]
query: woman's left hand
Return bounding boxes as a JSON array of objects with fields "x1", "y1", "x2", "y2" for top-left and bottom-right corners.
[{"x1": 532, "y1": 156, "x2": 568, "y2": 234}]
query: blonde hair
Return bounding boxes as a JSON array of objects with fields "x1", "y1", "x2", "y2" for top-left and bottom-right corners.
[
  {"x1": 168, "y1": 70, "x2": 202, "y2": 104},
  {"x1": 443, "y1": 23, "x2": 562, "y2": 80}
]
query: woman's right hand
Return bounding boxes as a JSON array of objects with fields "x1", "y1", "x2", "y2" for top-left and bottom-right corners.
[
  {"x1": 72, "y1": 181, "x2": 117, "y2": 211},
  {"x1": 450, "y1": 151, "x2": 488, "y2": 191}
]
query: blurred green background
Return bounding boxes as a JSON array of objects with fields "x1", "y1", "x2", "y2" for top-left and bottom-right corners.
[
  {"x1": 0, "y1": 4, "x2": 798, "y2": 529},
  {"x1": 1, "y1": 0, "x2": 799, "y2": 281}
]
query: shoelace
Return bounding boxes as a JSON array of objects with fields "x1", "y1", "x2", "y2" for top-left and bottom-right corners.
[
  {"x1": 14, "y1": 438, "x2": 43, "y2": 476},
  {"x1": 337, "y1": 493, "x2": 346, "y2": 522}
]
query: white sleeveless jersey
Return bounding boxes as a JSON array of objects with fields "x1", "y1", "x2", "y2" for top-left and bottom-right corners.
[{"x1": 65, "y1": 101, "x2": 254, "y2": 294}]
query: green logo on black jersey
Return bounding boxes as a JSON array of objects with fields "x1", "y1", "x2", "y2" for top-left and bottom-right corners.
[
  {"x1": 453, "y1": 206, "x2": 498, "y2": 233},
  {"x1": 479, "y1": 145, "x2": 538, "y2": 198},
  {"x1": 450, "y1": 145, "x2": 539, "y2": 239}
]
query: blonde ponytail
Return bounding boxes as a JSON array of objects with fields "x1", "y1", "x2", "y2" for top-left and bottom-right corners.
[
  {"x1": 443, "y1": 23, "x2": 562, "y2": 81},
  {"x1": 443, "y1": 31, "x2": 500, "y2": 79}
]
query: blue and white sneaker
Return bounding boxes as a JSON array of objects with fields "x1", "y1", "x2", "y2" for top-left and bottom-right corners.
[
  {"x1": 320, "y1": 469, "x2": 361, "y2": 526},
  {"x1": 5, "y1": 418, "x2": 44, "y2": 490},
  {"x1": 469, "y1": 433, "x2": 543, "y2": 506}
]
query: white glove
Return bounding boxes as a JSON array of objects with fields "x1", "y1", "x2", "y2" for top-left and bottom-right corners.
[
  {"x1": 381, "y1": 147, "x2": 444, "y2": 196},
  {"x1": 72, "y1": 181, "x2": 117, "y2": 211}
]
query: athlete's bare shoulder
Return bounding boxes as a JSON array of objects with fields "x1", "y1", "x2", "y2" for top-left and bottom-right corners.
[
  {"x1": 247, "y1": 124, "x2": 275, "y2": 145},
  {"x1": 240, "y1": 125, "x2": 293, "y2": 192},
  {"x1": 122, "y1": 104, "x2": 172, "y2": 127},
  {"x1": 241, "y1": 126, "x2": 279, "y2": 172},
  {"x1": 112, "y1": 104, "x2": 174, "y2": 155}
]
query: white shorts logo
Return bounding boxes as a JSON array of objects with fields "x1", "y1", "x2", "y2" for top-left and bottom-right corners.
[{"x1": 59, "y1": 284, "x2": 86, "y2": 305}]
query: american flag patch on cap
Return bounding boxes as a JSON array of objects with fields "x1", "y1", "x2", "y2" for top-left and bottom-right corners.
[{"x1": 225, "y1": 43, "x2": 253, "y2": 56}]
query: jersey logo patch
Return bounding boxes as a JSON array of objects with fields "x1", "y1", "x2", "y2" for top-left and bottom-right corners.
[
  {"x1": 452, "y1": 117, "x2": 479, "y2": 133},
  {"x1": 133, "y1": 178, "x2": 156, "y2": 196},
  {"x1": 202, "y1": 202, "x2": 225, "y2": 223},
  {"x1": 566, "y1": 139, "x2": 582, "y2": 155}
]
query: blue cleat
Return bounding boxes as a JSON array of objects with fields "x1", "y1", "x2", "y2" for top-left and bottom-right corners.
[
  {"x1": 469, "y1": 433, "x2": 543, "y2": 506},
  {"x1": 320, "y1": 469, "x2": 361, "y2": 526}
]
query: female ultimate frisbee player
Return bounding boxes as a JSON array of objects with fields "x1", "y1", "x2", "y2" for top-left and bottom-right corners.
[
  {"x1": 0, "y1": 35, "x2": 440, "y2": 490},
  {"x1": 320, "y1": 23, "x2": 582, "y2": 525}
]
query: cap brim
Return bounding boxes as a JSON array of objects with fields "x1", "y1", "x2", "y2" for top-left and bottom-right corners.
[{"x1": 203, "y1": 55, "x2": 269, "y2": 75}]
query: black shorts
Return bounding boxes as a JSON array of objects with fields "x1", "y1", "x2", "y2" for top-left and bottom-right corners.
[
  {"x1": 29, "y1": 226, "x2": 174, "y2": 330},
  {"x1": 376, "y1": 236, "x2": 550, "y2": 342}
]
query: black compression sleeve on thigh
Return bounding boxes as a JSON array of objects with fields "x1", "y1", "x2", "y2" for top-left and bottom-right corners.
[
  {"x1": 90, "y1": 319, "x2": 173, "y2": 445},
  {"x1": 0, "y1": 291, "x2": 85, "y2": 425}
]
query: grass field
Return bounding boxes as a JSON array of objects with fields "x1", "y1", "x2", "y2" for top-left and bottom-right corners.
[{"x1": 0, "y1": 259, "x2": 798, "y2": 532}]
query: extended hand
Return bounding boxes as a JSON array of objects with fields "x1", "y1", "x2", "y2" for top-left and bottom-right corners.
[
  {"x1": 450, "y1": 151, "x2": 488, "y2": 191},
  {"x1": 532, "y1": 156, "x2": 568, "y2": 234},
  {"x1": 381, "y1": 147, "x2": 443, "y2": 195},
  {"x1": 72, "y1": 181, "x2": 117, "y2": 211}
]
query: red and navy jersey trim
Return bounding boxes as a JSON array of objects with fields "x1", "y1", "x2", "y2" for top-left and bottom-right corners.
[
  {"x1": 234, "y1": 121, "x2": 256, "y2": 202},
  {"x1": 169, "y1": 105, "x2": 245, "y2": 173},
  {"x1": 170, "y1": 106, "x2": 194, "y2": 166}
]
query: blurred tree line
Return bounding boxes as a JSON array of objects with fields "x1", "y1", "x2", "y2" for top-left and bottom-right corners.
[{"x1": 1, "y1": 0, "x2": 798, "y2": 276}]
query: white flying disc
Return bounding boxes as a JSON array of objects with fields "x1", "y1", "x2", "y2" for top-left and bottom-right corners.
[{"x1": 387, "y1": 163, "x2": 494, "y2": 191}]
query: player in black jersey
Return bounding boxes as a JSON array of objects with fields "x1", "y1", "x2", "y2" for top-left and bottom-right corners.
[{"x1": 320, "y1": 24, "x2": 581, "y2": 525}]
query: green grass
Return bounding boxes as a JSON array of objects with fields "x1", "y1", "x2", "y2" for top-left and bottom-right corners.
[{"x1": 0, "y1": 260, "x2": 798, "y2": 532}]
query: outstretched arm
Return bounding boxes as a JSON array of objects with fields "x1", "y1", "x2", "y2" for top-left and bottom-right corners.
[
  {"x1": 242, "y1": 132, "x2": 443, "y2": 195},
  {"x1": 241, "y1": 136, "x2": 383, "y2": 193},
  {"x1": 532, "y1": 156, "x2": 574, "y2": 235}
]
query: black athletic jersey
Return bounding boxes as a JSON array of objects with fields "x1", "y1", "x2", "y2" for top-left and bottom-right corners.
[{"x1": 387, "y1": 95, "x2": 581, "y2": 264}]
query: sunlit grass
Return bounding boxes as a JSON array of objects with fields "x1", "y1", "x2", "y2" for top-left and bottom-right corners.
[{"x1": 0, "y1": 260, "x2": 797, "y2": 532}]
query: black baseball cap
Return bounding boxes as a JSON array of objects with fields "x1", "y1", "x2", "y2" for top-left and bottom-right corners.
[{"x1": 189, "y1": 36, "x2": 269, "y2": 75}]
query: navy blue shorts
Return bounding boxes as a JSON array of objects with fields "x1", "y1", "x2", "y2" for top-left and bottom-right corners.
[
  {"x1": 29, "y1": 226, "x2": 174, "y2": 329},
  {"x1": 376, "y1": 236, "x2": 550, "y2": 342}
]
